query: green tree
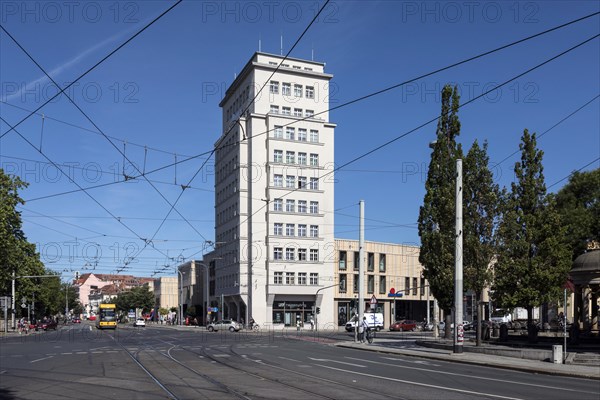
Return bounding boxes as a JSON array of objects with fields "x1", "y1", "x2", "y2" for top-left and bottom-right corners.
[
  {"x1": 555, "y1": 168, "x2": 600, "y2": 260},
  {"x1": 115, "y1": 285, "x2": 154, "y2": 314},
  {"x1": 463, "y1": 140, "x2": 500, "y2": 345},
  {"x1": 418, "y1": 85, "x2": 463, "y2": 315},
  {"x1": 0, "y1": 169, "x2": 45, "y2": 319},
  {"x1": 494, "y1": 130, "x2": 571, "y2": 340}
]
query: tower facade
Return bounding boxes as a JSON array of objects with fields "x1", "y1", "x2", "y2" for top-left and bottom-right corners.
[{"x1": 213, "y1": 52, "x2": 336, "y2": 328}]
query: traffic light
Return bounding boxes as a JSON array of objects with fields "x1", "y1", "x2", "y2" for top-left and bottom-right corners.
[{"x1": 316, "y1": 307, "x2": 321, "y2": 314}]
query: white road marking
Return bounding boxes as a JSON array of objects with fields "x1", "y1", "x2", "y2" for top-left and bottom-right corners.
[
  {"x1": 278, "y1": 356, "x2": 301, "y2": 362},
  {"x1": 213, "y1": 354, "x2": 230, "y2": 357},
  {"x1": 382, "y1": 356, "x2": 440, "y2": 367},
  {"x1": 316, "y1": 364, "x2": 524, "y2": 400},
  {"x1": 346, "y1": 356, "x2": 597, "y2": 394},
  {"x1": 76, "y1": 352, "x2": 87, "y2": 354},
  {"x1": 30, "y1": 356, "x2": 54, "y2": 363},
  {"x1": 61, "y1": 352, "x2": 72, "y2": 355},
  {"x1": 308, "y1": 357, "x2": 366, "y2": 368}
]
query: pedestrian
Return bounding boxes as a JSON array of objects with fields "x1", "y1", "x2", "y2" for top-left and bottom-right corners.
[
  {"x1": 360, "y1": 316, "x2": 369, "y2": 342},
  {"x1": 310, "y1": 317, "x2": 314, "y2": 330}
]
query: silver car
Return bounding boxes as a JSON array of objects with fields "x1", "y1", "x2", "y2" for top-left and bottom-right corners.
[{"x1": 207, "y1": 320, "x2": 241, "y2": 332}]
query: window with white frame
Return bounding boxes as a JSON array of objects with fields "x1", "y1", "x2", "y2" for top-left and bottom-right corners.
[
  {"x1": 305, "y1": 110, "x2": 314, "y2": 117},
  {"x1": 298, "y1": 272, "x2": 307, "y2": 285},
  {"x1": 297, "y1": 152, "x2": 307, "y2": 165},
  {"x1": 293, "y1": 108, "x2": 302, "y2": 117},
  {"x1": 310, "y1": 273, "x2": 318, "y2": 285},
  {"x1": 310, "y1": 225, "x2": 318, "y2": 238},
  {"x1": 298, "y1": 129, "x2": 307, "y2": 141},
  {"x1": 274, "y1": 247, "x2": 283, "y2": 260},
  {"x1": 298, "y1": 224, "x2": 307, "y2": 237},
  {"x1": 286, "y1": 175, "x2": 295, "y2": 188},
  {"x1": 285, "y1": 271, "x2": 294, "y2": 284},
  {"x1": 274, "y1": 271, "x2": 283, "y2": 284},
  {"x1": 286, "y1": 127, "x2": 295, "y2": 140},
  {"x1": 282, "y1": 106, "x2": 291, "y2": 115},
  {"x1": 274, "y1": 125, "x2": 283, "y2": 138},
  {"x1": 270, "y1": 105, "x2": 279, "y2": 114},
  {"x1": 285, "y1": 248, "x2": 295, "y2": 261},
  {"x1": 306, "y1": 86, "x2": 315, "y2": 99},
  {"x1": 309, "y1": 178, "x2": 319, "y2": 190},
  {"x1": 310, "y1": 153, "x2": 319, "y2": 166},
  {"x1": 298, "y1": 200, "x2": 307, "y2": 213},
  {"x1": 310, "y1": 201, "x2": 319, "y2": 214},
  {"x1": 274, "y1": 223, "x2": 283, "y2": 236},
  {"x1": 310, "y1": 129, "x2": 319, "y2": 142},
  {"x1": 269, "y1": 81, "x2": 279, "y2": 94},
  {"x1": 274, "y1": 174, "x2": 283, "y2": 187},
  {"x1": 273, "y1": 149, "x2": 283, "y2": 163},
  {"x1": 294, "y1": 84, "x2": 302, "y2": 97},
  {"x1": 298, "y1": 248, "x2": 307, "y2": 260},
  {"x1": 273, "y1": 198, "x2": 283, "y2": 211},
  {"x1": 286, "y1": 223, "x2": 295, "y2": 236},
  {"x1": 286, "y1": 199, "x2": 295, "y2": 212},
  {"x1": 282, "y1": 83, "x2": 291, "y2": 96},
  {"x1": 286, "y1": 151, "x2": 295, "y2": 164},
  {"x1": 310, "y1": 249, "x2": 318, "y2": 261}
]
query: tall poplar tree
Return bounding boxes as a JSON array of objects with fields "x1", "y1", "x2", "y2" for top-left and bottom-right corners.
[
  {"x1": 494, "y1": 130, "x2": 571, "y2": 338},
  {"x1": 463, "y1": 140, "x2": 499, "y2": 345},
  {"x1": 418, "y1": 85, "x2": 463, "y2": 314}
]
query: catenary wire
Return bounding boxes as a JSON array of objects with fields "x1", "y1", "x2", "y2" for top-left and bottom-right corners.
[
  {"x1": 0, "y1": 100, "x2": 195, "y2": 158},
  {"x1": 1, "y1": 24, "x2": 210, "y2": 245},
  {"x1": 547, "y1": 157, "x2": 600, "y2": 189},
  {"x1": 12, "y1": 12, "x2": 598, "y2": 205},
  {"x1": 0, "y1": 0, "x2": 183, "y2": 139},
  {"x1": 236, "y1": 34, "x2": 600, "y2": 237}
]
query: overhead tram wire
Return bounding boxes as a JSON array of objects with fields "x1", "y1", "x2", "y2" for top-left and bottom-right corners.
[
  {"x1": 494, "y1": 94, "x2": 600, "y2": 167},
  {"x1": 16, "y1": 12, "x2": 597, "y2": 205},
  {"x1": 141, "y1": 0, "x2": 333, "y2": 246},
  {"x1": 0, "y1": 0, "x2": 182, "y2": 140},
  {"x1": 547, "y1": 157, "x2": 600, "y2": 190},
  {"x1": 2, "y1": 26, "x2": 210, "y2": 244},
  {"x1": 201, "y1": 10, "x2": 600, "y2": 155},
  {"x1": 0, "y1": 115, "x2": 172, "y2": 263},
  {"x1": 23, "y1": 150, "x2": 214, "y2": 202},
  {"x1": 0, "y1": 100, "x2": 196, "y2": 159},
  {"x1": 237, "y1": 34, "x2": 600, "y2": 230},
  {"x1": 58, "y1": 8, "x2": 595, "y2": 193}
]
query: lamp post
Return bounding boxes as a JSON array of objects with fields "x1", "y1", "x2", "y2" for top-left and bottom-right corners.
[
  {"x1": 176, "y1": 268, "x2": 184, "y2": 326},
  {"x1": 195, "y1": 262, "x2": 210, "y2": 326}
]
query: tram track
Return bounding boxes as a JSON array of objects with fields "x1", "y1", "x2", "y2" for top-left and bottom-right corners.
[{"x1": 179, "y1": 343, "x2": 409, "y2": 400}]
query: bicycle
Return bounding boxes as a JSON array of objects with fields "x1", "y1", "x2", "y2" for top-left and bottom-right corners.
[{"x1": 365, "y1": 328, "x2": 375, "y2": 344}]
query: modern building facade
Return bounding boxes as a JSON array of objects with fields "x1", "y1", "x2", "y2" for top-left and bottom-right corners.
[
  {"x1": 206, "y1": 52, "x2": 336, "y2": 328},
  {"x1": 333, "y1": 240, "x2": 432, "y2": 328},
  {"x1": 154, "y1": 276, "x2": 178, "y2": 311}
]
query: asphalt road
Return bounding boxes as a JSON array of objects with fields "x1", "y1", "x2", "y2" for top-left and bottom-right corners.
[{"x1": 1, "y1": 322, "x2": 598, "y2": 399}]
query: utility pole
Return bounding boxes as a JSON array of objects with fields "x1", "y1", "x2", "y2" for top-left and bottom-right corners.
[
  {"x1": 357, "y1": 200, "x2": 365, "y2": 342},
  {"x1": 11, "y1": 271, "x2": 15, "y2": 330},
  {"x1": 454, "y1": 159, "x2": 464, "y2": 353}
]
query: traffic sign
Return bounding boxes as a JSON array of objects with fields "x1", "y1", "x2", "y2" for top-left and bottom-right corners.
[{"x1": 370, "y1": 295, "x2": 377, "y2": 305}]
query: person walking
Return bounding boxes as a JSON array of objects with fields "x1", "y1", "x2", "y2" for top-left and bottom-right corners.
[
  {"x1": 309, "y1": 317, "x2": 315, "y2": 330},
  {"x1": 360, "y1": 316, "x2": 369, "y2": 342}
]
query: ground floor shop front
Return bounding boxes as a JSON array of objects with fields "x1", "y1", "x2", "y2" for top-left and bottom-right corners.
[{"x1": 335, "y1": 298, "x2": 431, "y2": 328}]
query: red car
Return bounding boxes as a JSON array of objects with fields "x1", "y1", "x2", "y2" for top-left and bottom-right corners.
[
  {"x1": 389, "y1": 320, "x2": 418, "y2": 332},
  {"x1": 37, "y1": 320, "x2": 58, "y2": 331}
]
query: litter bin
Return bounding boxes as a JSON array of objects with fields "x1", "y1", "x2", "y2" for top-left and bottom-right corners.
[
  {"x1": 552, "y1": 345, "x2": 563, "y2": 364},
  {"x1": 499, "y1": 324, "x2": 509, "y2": 341}
]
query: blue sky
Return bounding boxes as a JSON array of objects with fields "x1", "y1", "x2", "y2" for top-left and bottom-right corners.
[{"x1": 1, "y1": 1, "x2": 598, "y2": 280}]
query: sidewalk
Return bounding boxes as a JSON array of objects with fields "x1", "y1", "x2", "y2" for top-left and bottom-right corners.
[{"x1": 335, "y1": 337, "x2": 600, "y2": 380}]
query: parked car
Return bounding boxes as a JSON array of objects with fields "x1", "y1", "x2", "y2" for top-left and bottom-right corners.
[
  {"x1": 37, "y1": 320, "x2": 58, "y2": 331},
  {"x1": 133, "y1": 318, "x2": 146, "y2": 327},
  {"x1": 72, "y1": 317, "x2": 81, "y2": 324},
  {"x1": 207, "y1": 320, "x2": 241, "y2": 332},
  {"x1": 389, "y1": 320, "x2": 418, "y2": 332}
]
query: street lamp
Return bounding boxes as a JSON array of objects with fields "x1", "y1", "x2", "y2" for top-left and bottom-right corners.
[{"x1": 176, "y1": 268, "x2": 184, "y2": 326}]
